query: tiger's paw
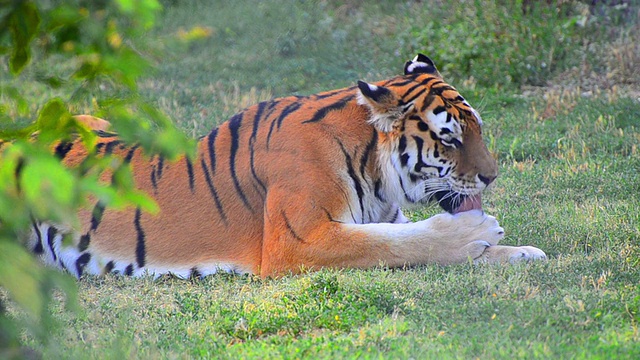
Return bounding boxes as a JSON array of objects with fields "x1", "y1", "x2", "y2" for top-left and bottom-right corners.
[
  {"x1": 475, "y1": 245, "x2": 547, "y2": 264},
  {"x1": 430, "y1": 210, "x2": 505, "y2": 247},
  {"x1": 425, "y1": 210, "x2": 506, "y2": 264}
]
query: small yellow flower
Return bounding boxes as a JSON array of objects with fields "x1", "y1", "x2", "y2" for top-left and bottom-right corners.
[
  {"x1": 62, "y1": 41, "x2": 75, "y2": 52},
  {"x1": 108, "y1": 33, "x2": 122, "y2": 49}
]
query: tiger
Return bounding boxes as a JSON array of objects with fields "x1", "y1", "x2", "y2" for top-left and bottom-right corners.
[{"x1": 26, "y1": 54, "x2": 546, "y2": 278}]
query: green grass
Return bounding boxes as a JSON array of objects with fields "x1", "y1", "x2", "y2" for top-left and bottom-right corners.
[{"x1": 3, "y1": 0, "x2": 640, "y2": 358}]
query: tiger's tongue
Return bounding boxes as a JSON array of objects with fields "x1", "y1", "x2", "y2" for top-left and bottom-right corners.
[{"x1": 453, "y1": 194, "x2": 482, "y2": 214}]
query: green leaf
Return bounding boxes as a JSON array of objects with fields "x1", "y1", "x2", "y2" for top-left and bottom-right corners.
[
  {"x1": 36, "y1": 98, "x2": 73, "y2": 145},
  {"x1": 20, "y1": 154, "x2": 77, "y2": 221},
  {"x1": 0, "y1": 241, "x2": 46, "y2": 317},
  {"x1": 0, "y1": 85, "x2": 31, "y2": 117},
  {"x1": 115, "y1": 0, "x2": 162, "y2": 29},
  {"x1": 8, "y1": 1, "x2": 41, "y2": 74},
  {"x1": 35, "y1": 74, "x2": 66, "y2": 89}
]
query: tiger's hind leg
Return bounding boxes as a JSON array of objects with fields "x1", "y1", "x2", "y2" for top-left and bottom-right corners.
[{"x1": 29, "y1": 222, "x2": 104, "y2": 278}]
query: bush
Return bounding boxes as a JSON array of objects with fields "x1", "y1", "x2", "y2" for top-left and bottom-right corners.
[
  {"x1": 0, "y1": 1, "x2": 192, "y2": 357},
  {"x1": 405, "y1": 1, "x2": 591, "y2": 88}
]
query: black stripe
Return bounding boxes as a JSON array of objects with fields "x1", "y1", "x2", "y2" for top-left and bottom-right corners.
[
  {"x1": 251, "y1": 102, "x2": 267, "y2": 140},
  {"x1": 78, "y1": 234, "x2": 90, "y2": 252},
  {"x1": 91, "y1": 202, "x2": 105, "y2": 231},
  {"x1": 389, "y1": 208, "x2": 400, "y2": 223},
  {"x1": 301, "y1": 95, "x2": 354, "y2": 124},
  {"x1": 185, "y1": 157, "x2": 195, "y2": 193},
  {"x1": 47, "y1": 227, "x2": 58, "y2": 262},
  {"x1": 276, "y1": 102, "x2": 301, "y2": 129},
  {"x1": 314, "y1": 88, "x2": 350, "y2": 100},
  {"x1": 359, "y1": 128, "x2": 377, "y2": 179},
  {"x1": 124, "y1": 144, "x2": 140, "y2": 163},
  {"x1": 266, "y1": 117, "x2": 278, "y2": 150},
  {"x1": 420, "y1": 95, "x2": 438, "y2": 113},
  {"x1": 150, "y1": 155, "x2": 164, "y2": 191},
  {"x1": 282, "y1": 212, "x2": 305, "y2": 243},
  {"x1": 14, "y1": 158, "x2": 24, "y2": 193},
  {"x1": 190, "y1": 267, "x2": 202, "y2": 279},
  {"x1": 263, "y1": 100, "x2": 280, "y2": 150},
  {"x1": 32, "y1": 222, "x2": 44, "y2": 254},
  {"x1": 250, "y1": 102, "x2": 268, "y2": 194},
  {"x1": 59, "y1": 258, "x2": 68, "y2": 272},
  {"x1": 124, "y1": 264, "x2": 133, "y2": 276},
  {"x1": 402, "y1": 83, "x2": 423, "y2": 98},
  {"x1": 200, "y1": 158, "x2": 227, "y2": 223},
  {"x1": 398, "y1": 135, "x2": 407, "y2": 153},
  {"x1": 134, "y1": 208, "x2": 146, "y2": 268},
  {"x1": 321, "y1": 207, "x2": 337, "y2": 222},
  {"x1": 418, "y1": 121, "x2": 430, "y2": 132},
  {"x1": 95, "y1": 130, "x2": 117, "y2": 138},
  {"x1": 250, "y1": 149, "x2": 267, "y2": 195},
  {"x1": 228, "y1": 113, "x2": 253, "y2": 211},
  {"x1": 424, "y1": 79, "x2": 444, "y2": 88},
  {"x1": 336, "y1": 138, "x2": 365, "y2": 223},
  {"x1": 398, "y1": 175, "x2": 415, "y2": 203},
  {"x1": 150, "y1": 167, "x2": 157, "y2": 190},
  {"x1": 412, "y1": 135, "x2": 432, "y2": 173},
  {"x1": 105, "y1": 260, "x2": 115, "y2": 273},
  {"x1": 104, "y1": 140, "x2": 122, "y2": 155},
  {"x1": 430, "y1": 131, "x2": 439, "y2": 141},
  {"x1": 400, "y1": 82, "x2": 423, "y2": 99},
  {"x1": 403, "y1": 88, "x2": 427, "y2": 105},
  {"x1": 430, "y1": 85, "x2": 455, "y2": 97},
  {"x1": 75, "y1": 253, "x2": 91, "y2": 277},
  {"x1": 385, "y1": 78, "x2": 416, "y2": 87},
  {"x1": 156, "y1": 155, "x2": 165, "y2": 179},
  {"x1": 207, "y1": 128, "x2": 218, "y2": 172},
  {"x1": 54, "y1": 141, "x2": 74, "y2": 159},
  {"x1": 400, "y1": 153, "x2": 409, "y2": 167},
  {"x1": 264, "y1": 100, "x2": 280, "y2": 119},
  {"x1": 374, "y1": 179, "x2": 385, "y2": 202}
]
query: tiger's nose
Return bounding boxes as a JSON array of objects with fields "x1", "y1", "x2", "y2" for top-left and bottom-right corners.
[{"x1": 478, "y1": 174, "x2": 496, "y2": 186}]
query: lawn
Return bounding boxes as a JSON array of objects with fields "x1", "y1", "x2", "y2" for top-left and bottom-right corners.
[{"x1": 4, "y1": 0, "x2": 640, "y2": 358}]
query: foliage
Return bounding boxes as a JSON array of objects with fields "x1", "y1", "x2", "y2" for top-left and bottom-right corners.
[
  {"x1": 405, "y1": 0, "x2": 588, "y2": 87},
  {"x1": 0, "y1": 0, "x2": 193, "y2": 357}
]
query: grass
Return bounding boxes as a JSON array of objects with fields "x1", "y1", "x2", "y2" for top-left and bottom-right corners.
[{"x1": 3, "y1": 0, "x2": 640, "y2": 358}]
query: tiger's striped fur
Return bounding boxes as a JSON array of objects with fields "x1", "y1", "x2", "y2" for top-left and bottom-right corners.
[{"x1": 27, "y1": 54, "x2": 546, "y2": 278}]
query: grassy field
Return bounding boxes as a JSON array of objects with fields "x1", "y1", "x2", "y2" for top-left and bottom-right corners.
[{"x1": 5, "y1": 0, "x2": 640, "y2": 358}]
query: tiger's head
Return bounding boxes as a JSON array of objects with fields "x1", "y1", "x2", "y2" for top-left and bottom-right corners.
[{"x1": 357, "y1": 54, "x2": 498, "y2": 214}]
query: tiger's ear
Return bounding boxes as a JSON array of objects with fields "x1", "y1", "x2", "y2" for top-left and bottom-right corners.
[
  {"x1": 357, "y1": 80, "x2": 411, "y2": 133},
  {"x1": 404, "y1": 53, "x2": 441, "y2": 77}
]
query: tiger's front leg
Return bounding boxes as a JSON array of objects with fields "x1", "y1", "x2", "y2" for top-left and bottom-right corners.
[
  {"x1": 475, "y1": 244, "x2": 547, "y2": 263},
  {"x1": 259, "y1": 190, "x2": 507, "y2": 277}
]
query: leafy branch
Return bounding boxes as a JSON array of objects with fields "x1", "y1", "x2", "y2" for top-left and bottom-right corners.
[{"x1": 0, "y1": 0, "x2": 193, "y2": 356}]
